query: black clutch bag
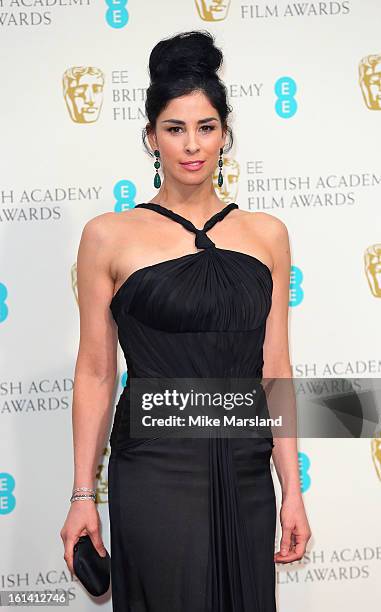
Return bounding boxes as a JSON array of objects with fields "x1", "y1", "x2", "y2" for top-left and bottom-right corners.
[{"x1": 73, "y1": 535, "x2": 111, "y2": 597}]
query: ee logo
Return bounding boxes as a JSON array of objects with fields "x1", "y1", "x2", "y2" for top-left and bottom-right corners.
[
  {"x1": 121, "y1": 371, "x2": 128, "y2": 388},
  {"x1": 0, "y1": 473, "x2": 16, "y2": 515},
  {"x1": 105, "y1": 0, "x2": 129, "y2": 28},
  {"x1": 0, "y1": 283, "x2": 8, "y2": 322},
  {"x1": 299, "y1": 452, "x2": 311, "y2": 493},
  {"x1": 275, "y1": 76, "x2": 297, "y2": 118},
  {"x1": 114, "y1": 180, "x2": 137, "y2": 212},
  {"x1": 290, "y1": 265, "x2": 303, "y2": 306}
]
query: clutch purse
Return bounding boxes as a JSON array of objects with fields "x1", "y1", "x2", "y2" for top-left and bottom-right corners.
[{"x1": 73, "y1": 535, "x2": 111, "y2": 597}]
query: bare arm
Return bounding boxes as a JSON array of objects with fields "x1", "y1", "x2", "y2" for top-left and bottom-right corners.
[
  {"x1": 262, "y1": 218, "x2": 300, "y2": 499},
  {"x1": 61, "y1": 213, "x2": 118, "y2": 573},
  {"x1": 261, "y1": 217, "x2": 311, "y2": 562},
  {"x1": 72, "y1": 213, "x2": 118, "y2": 490}
]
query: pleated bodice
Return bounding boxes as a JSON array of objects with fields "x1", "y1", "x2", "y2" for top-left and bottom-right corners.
[{"x1": 109, "y1": 201, "x2": 273, "y2": 381}]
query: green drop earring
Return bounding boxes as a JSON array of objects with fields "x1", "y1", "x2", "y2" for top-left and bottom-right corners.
[
  {"x1": 154, "y1": 149, "x2": 161, "y2": 189},
  {"x1": 218, "y1": 147, "x2": 224, "y2": 188}
]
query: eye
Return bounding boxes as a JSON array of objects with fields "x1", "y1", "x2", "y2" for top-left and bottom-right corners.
[{"x1": 167, "y1": 125, "x2": 216, "y2": 133}]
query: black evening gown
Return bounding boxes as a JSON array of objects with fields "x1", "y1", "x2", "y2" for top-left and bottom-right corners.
[{"x1": 107, "y1": 202, "x2": 277, "y2": 612}]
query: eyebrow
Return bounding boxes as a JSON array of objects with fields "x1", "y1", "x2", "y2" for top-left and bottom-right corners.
[{"x1": 160, "y1": 117, "x2": 219, "y2": 125}]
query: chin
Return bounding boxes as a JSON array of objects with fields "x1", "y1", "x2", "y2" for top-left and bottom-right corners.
[
  {"x1": 179, "y1": 169, "x2": 210, "y2": 181},
  {"x1": 182, "y1": 177, "x2": 206, "y2": 186}
]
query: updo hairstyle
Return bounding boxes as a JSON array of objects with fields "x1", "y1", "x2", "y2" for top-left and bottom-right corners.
[{"x1": 142, "y1": 30, "x2": 234, "y2": 157}]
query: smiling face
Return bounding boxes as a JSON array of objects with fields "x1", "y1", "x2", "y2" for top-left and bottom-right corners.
[{"x1": 147, "y1": 90, "x2": 227, "y2": 187}]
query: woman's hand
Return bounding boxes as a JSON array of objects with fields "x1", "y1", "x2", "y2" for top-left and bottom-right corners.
[
  {"x1": 60, "y1": 500, "x2": 107, "y2": 575},
  {"x1": 274, "y1": 493, "x2": 311, "y2": 564}
]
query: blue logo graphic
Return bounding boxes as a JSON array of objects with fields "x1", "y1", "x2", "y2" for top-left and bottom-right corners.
[
  {"x1": 0, "y1": 283, "x2": 8, "y2": 322},
  {"x1": 289, "y1": 265, "x2": 303, "y2": 306},
  {"x1": 121, "y1": 371, "x2": 128, "y2": 388},
  {"x1": 114, "y1": 180, "x2": 137, "y2": 212},
  {"x1": 0, "y1": 473, "x2": 16, "y2": 514},
  {"x1": 275, "y1": 77, "x2": 297, "y2": 118},
  {"x1": 298, "y1": 452, "x2": 311, "y2": 493},
  {"x1": 105, "y1": 0, "x2": 129, "y2": 28}
]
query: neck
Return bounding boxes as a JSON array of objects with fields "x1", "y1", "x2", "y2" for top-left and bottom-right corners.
[{"x1": 150, "y1": 181, "x2": 228, "y2": 217}]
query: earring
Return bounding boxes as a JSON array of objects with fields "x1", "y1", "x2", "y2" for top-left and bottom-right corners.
[
  {"x1": 154, "y1": 149, "x2": 161, "y2": 189},
  {"x1": 218, "y1": 147, "x2": 224, "y2": 187}
]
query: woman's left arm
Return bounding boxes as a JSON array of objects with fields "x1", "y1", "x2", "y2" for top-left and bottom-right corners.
[{"x1": 261, "y1": 216, "x2": 312, "y2": 564}]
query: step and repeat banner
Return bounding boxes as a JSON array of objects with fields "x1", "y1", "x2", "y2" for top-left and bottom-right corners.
[{"x1": 1, "y1": 1, "x2": 380, "y2": 610}]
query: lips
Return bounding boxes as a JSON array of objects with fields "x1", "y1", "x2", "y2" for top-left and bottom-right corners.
[{"x1": 180, "y1": 161, "x2": 205, "y2": 171}]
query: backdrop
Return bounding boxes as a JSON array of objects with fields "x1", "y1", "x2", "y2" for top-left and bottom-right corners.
[{"x1": 1, "y1": 0, "x2": 380, "y2": 610}]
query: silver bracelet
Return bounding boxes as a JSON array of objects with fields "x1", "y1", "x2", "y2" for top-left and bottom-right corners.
[
  {"x1": 70, "y1": 493, "x2": 96, "y2": 503},
  {"x1": 72, "y1": 487, "x2": 95, "y2": 493}
]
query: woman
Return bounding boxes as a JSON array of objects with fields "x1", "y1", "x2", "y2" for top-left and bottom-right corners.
[{"x1": 61, "y1": 30, "x2": 311, "y2": 611}]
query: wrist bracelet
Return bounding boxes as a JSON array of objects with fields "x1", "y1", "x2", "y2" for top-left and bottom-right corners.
[{"x1": 70, "y1": 493, "x2": 96, "y2": 503}]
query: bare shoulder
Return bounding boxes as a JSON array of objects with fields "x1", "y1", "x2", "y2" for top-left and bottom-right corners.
[
  {"x1": 81, "y1": 210, "x2": 124, "y2": 239},
  {"x1": 79, "y1": 208, "x2": 155, "y2": 286},
  {"x1": 245, "y1": 210, "x2": 289, "y2": 245},
  {"x1": 241, "y1": 209, "x2": 287, "y2": 234},
  {"x1": 238, "y1": 210, "x2": 290, "y2": 271},
  {"x1": 77, "y1": 212, "x2": 127, "y2": 278},
  {"x1": 80, "y1": 208, "x2": 145, "y2": 244}
]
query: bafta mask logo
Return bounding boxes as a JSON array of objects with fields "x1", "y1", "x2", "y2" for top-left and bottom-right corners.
[
  {"x1": 359, "y1": 54, "x2": 381, "y2": 110},
  {"x1": 63, "y1": 66, "x2": 105, "y2": 123},
  {"x1": 371, "y1": 433, "x2": 381, "y2": 482},
  {"x1": 71, "y1": 263, "x2": 78, "y2": 304},
  {"x1": 194, "y1": 0, "x2": 231, "y2": 21},
  {"x1": 212, "y1": 157, "x2": 239, "y2": 205},
  {"x1": 95, "y1": 447, "x2": 110, "y2": 504},
  {"x1": 364, "y1": 244, "x2": 381, "y2": 297}
]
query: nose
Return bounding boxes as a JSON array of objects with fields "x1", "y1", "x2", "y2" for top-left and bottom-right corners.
[{"x1": 185, "y1": 130, "x2": 200, "y2": 154}]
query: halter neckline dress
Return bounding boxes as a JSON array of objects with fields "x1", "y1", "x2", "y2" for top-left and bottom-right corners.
[{"x1": 108, "y1": 201, "x2": 277, "y2": 612}]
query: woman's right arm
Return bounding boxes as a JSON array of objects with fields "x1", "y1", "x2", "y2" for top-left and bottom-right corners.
[{"x1": 60, "y1": 213, "x2": 118, "y2": 574}]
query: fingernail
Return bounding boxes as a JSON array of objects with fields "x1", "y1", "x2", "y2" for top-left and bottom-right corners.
[{"x1": 281, "y1": 548, "x2": 287, "y2": 555}]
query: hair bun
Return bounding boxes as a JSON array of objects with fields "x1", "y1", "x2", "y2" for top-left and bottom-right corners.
[{"x1": 149, "y1": 30, "x2": 223, "y2": 83}]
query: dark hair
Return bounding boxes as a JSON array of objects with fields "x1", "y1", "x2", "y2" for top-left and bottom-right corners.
[{"x1": 142, "y1": 30, "x2": 234, "y2": 157}]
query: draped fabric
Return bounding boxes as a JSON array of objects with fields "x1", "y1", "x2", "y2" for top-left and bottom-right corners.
[{"x1": 107, "y1": 202, "x2": 277, "y2": 611}]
